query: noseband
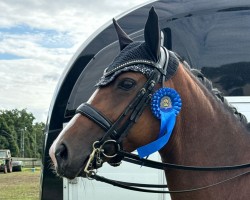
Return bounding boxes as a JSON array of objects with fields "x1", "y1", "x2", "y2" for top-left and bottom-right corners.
[{"x1": 75, "y1": 47, "x2": 250, "y2": 193}]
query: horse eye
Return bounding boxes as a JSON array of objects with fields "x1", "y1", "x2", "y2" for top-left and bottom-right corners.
[{"x1": 118, "y1": 79, "x2": 136, "y2": 90}]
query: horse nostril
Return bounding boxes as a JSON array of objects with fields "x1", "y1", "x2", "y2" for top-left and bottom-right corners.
[{"x1": 55, "y1": 143, "x2": 68, "y2": 162}]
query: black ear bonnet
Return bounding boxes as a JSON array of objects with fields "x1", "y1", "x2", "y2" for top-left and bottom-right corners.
[
  {"x1": 96, "y1": 7, "x2": 179, "y2": 87},
  {"x1": 96, "y1": 42, "x2": 157, "y2": 86}
]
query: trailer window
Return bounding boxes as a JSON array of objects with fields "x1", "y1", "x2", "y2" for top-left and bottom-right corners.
[
  {"x1": 65, "y1": 42, "x2": 120, "y2": 116},
  {"x1": 66, "y1": 8, "x2": 250, "y2": 117},
  {"x1": 161, "y1": 8, "x2": 250, "y2": 96}
]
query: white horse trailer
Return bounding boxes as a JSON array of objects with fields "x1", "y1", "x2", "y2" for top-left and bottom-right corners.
[{"x1": 40, "y1": 0, "x2": 250, "y2": 199}]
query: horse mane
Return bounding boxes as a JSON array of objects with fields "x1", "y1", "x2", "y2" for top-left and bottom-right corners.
[{"x1": 177, "y1": 55, "x2": 249, "y2": 128}]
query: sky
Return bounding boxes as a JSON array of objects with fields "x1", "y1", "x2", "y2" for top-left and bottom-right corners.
[{"x1": 0, "y1": 0, "x2": 149, "y2": 123}]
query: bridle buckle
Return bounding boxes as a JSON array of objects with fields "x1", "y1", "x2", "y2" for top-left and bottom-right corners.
[{"x1": 84, "y1": 140, "x2": 121, "y2": 177}]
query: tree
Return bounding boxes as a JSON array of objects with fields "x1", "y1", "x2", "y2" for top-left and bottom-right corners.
[
  {"x1": 0, "y1": 115, "x2": 19, "y2": 155},
  {"x1": 33, "y1": 122, "x2": 45, "y2": 158},
  {"x1": 0, "y1": 109, "x2": 45, "y2": 158}
]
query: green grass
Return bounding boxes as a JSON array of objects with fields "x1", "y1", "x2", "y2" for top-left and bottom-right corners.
[{"x1": 0, "y1": 168, "x2": 41, "y2": 200}]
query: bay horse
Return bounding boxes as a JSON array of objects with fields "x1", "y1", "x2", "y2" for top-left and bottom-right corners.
[{"x1": 49, "y1": 8, "x2": 250, "y2": 199}]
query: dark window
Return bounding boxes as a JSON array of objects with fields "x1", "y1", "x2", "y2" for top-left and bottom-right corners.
[
  {"x1": 66, "y1": 43, "x2": 120, "y2": 115},
  {"x1": 66, "y1": 8, "x2": 250, "y2": 116},
  {"x1": 161, "y1": 8, "x2": 250, "y2": 96}
]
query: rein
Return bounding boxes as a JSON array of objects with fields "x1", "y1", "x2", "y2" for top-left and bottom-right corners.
[
  {"x1": 76, "y1": 47, "x2": 250, "y2": 193},
  {"x1": 91, "y1": 171, "x2": 250, "y2": 194},
  {"x1": 84, "y1": 139, "x2": 250, "y2": 194}
]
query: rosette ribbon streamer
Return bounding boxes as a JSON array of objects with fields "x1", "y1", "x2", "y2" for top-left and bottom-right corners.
[{"x1": 137, "y1": 88, "x2": 182, "y2": 158}]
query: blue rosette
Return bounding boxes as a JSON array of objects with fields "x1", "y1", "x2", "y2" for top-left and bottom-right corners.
[
  {"x1": 137, "y1": 88, "x2": 182, "y2": 158},
  {"x1": 151, "y1": 88, "x2": 182, "y2": 119}
]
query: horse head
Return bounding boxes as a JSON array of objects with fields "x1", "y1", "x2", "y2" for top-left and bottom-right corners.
[{"x1": 49, "y1": 7, "x2": 181, "y2": 179}]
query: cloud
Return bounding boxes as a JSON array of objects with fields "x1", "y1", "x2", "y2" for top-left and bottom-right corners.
[{"x1": 0, "y1": 0, "x2": 148, "y2": 122}]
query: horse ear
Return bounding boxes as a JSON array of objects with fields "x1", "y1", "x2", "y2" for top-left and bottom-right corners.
[
  {"x1": 144, "y1": 7, "x2": 161, "y2": 60},
  {"x1": 113, "y1": 18, "x2": 133, "y2": 51}
]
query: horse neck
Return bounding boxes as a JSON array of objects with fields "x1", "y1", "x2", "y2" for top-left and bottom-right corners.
[{"x1": 160, "y1": 64, "x2": 250, "y2": 199}]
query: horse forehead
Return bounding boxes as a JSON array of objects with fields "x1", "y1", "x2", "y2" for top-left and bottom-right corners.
[
  {"x1": 96, "y1": 71, "x2": 148, "y2": 93},
  {"x1": 117, "y1": 71, "x2": 147, "y2": 81},
  {"x1": 87, "y1": 72, "x2": 147, "y2": 107}
]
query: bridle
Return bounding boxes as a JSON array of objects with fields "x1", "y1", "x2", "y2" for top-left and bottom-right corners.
[
  {"x1": 75, "y1": 47, "x2": 250, "y2": 193},
  {"x1": 76, "y1": 46, "x2": 171, "y2": 167}
]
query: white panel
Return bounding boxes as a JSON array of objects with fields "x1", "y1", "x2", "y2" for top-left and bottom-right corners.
[
  {"x1": 226, "y1": 96, "x2": 250, "y2": 120},
  {"x1": 63, "y1": 152, "x2": 170, "y2": 200}
]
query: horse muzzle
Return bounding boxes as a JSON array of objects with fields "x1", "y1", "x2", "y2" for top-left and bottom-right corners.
[{"x1": 50, "y1": 141, "x2": 86, "y2": 179}]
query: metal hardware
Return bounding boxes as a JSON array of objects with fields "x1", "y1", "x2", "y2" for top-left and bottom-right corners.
[
  {"x1": 84, "y1": 140, "x2": 120, "y2": 176},
  {"x1": 84, "y1": 148, "x2": 97, "y2": 176},
  {"x1": 100, "y1": 140, "x2": 120, "y2": 158}
]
